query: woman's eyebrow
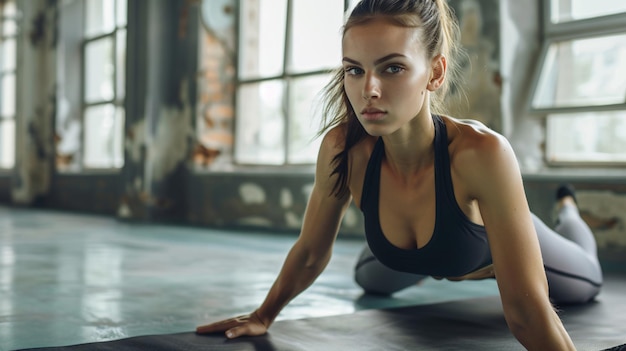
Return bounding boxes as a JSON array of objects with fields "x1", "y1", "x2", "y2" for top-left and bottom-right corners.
[{"x1": 342, "y1": 53, "x2": 407, "y2": 66}]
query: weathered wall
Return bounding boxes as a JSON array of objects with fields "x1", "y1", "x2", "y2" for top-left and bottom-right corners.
[
  {"x1": 185, "y1": 172, "x2": 364, "y2": 236},
  {"x1": 447, "y1": 0, "x2": 503, "y2": 132},
  {"x1": 0, "y1": 176, "x2": 9, "y2": 203},
  {"x1": 118, "y1": 0, "x2": 197, "y2": 222},
  {"x1": 525, "y1": 179, "x2": 626, "y2": 272},
  {"x1": 11, "y1": 0, "x2": 56, "y2": 206}
]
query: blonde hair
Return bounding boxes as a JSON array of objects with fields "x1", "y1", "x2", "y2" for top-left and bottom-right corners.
[{"x1": 319, "y1": 0, "x2": 463, "y2": 197}]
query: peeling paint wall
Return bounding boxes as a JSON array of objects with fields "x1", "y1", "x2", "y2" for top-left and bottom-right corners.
[
  {"x1": 447, "y1": 0, "x2": 502, "y2": 132},
  {"x1": 525, "y1": 180, "x2": 626, "y2": 271},
  {"x1": 194, "y1": 0, "x2": 236, "y2": 169},
  {"x1": 121, "y1": 80, "x2": 193, "y2": 218},
  {"x1": 11, "y1": 0, "x2": 57, "y2": 205},
  {"x1": 118, "y1": 0, "x2": 198, "y2": 221},
  {"x1": 577, "y1": 190, "x2": 626, "y2": 263},
  {"x1": 186, "y1": 173, "x2": 364, "y2": 236}
]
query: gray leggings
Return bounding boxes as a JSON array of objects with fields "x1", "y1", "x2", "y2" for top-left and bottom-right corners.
[{"x1": 354, "y1": 204, "x2": 603, "y2": 305}]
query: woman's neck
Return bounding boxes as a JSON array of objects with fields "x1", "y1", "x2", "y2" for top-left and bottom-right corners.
[{"x1": 381, "y1": 113, "x2": 436, "y2": 177}]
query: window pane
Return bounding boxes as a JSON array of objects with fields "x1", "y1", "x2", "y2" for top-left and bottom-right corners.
[
  {"x1": 0, "y1": 119, "x2": 15, "y2": 168},
  {"x1": 55, "y1": 118, "x2": 81, "y2": 171},
  {"x1": 532, "y1": 34, "x2": 626, "y2": 109},
  {"x1": 238, "y1": 0, "x2": 287, "y2": 79},
  {"x1": 116, "y1": 29, "x2": 126, "y2": 100},
  {"x1": 85, "y1": 38, "x2": 115, "y2": 103},
  {"x1": 83, "y1": 104, "x2": 124, "y2": 168},
  {"x1": 2, "y1": 0, "x2": 16, "y2": 16},
  {"x1": 547, "y1": 111, "x2": 626, "y2": 162},
  {"x1": 235, "y1": 81, "x2": 285, "y2": 164},
  {"x1": 551, "y1": 0, "x2": 626, "y2": 23},
  {"x1": 2, "y1": 38, "x2": 16, "y2": 71},
  {"x1": 289, "y1": 0, "x2": 343, "y2": 73},
  {"x1": 287, "y1": 74, "x2": 329, "y2": 164},
  {"x1": 116, "y1": 0, "x2": 127, "y2": 27},
  {"x1": 2, "y1": 1, "x2": 17, "y2": 37},
  {"x1": 1, "y1": 74, "x2": 15, "y2": 116},
  {"x1": 85, "y1": 0, "x2": 115, "y2": 37}
]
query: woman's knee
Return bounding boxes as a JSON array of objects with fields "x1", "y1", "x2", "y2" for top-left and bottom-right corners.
[{"x1": 547, "y1": 272, "x2": 602, "y2": 305}]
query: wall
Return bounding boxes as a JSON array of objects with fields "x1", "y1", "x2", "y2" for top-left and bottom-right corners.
[
  {"x1": 524, "y1": 177, "x2": 626, "y2": 272},
  {"x1": 10, "y1": 0, "x2": 55, "y2": 206},
  {"x1": 0, "y1": 176, "x2": 9, "y2": 203}
]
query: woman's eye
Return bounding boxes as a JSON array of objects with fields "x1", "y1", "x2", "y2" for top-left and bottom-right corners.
[
  {"x1": 385, "y1": 65, "x2": 404, "y2": 74},
  {"x1": 345, "y1": 67, "x2": 363, "y2": 75}
]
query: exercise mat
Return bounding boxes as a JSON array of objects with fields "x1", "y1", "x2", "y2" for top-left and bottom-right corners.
[{"x1": 18, "y1": 275, "x2": 626, "y2": 351}]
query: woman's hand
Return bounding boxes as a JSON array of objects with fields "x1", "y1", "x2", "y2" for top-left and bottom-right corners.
[{"x1": 196, "y1": 310, "x2": 268, "y2": 339}]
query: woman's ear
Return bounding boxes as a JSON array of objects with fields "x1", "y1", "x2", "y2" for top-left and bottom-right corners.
[{"x1": 427, "y1": 54, "x2": 447, "y2": 91}]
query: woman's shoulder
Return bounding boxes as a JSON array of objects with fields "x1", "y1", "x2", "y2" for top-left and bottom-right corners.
[
  {"x1": 442, "y1": 115, "x2": 510, "y2": 158},
  {"x1": 443, "y1": 115, "x2": 519, "y2": 187},
  {"x1": 441, "y1": 116, "x2": 526, "y2": 205}
]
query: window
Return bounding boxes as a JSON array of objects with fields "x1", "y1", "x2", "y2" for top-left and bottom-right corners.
[
  {"x1": 530, "y1": 0, "x2": 626, "y2": 165},
  {"x1": 549, "y1": 0, "x2": 626, "y2": 23},
  {"x1": 0, "y1": 0, "x2": 16, "y2": 169},
  {"x1": 56, "y1": 0, "x2": 126, "y2": 171},
  {"x1": 235, "y1": 0, "x2": 357, "y2": 165}
]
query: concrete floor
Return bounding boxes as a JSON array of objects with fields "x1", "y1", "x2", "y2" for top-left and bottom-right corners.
[{"x1": 0, "y1": 205, "x2": 499, "y2": 351}]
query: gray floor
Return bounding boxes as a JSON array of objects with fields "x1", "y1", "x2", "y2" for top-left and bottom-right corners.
[{"x1": 0, "y1": 205, "x2": 499, "y2": 351}]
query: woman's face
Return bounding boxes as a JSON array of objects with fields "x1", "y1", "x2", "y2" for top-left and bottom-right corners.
[{"x1": 342, "y1": 18, "x2": 433, "y2": 136}]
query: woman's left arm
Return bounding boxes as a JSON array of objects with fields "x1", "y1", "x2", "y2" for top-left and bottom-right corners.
[{"x1": 462, "y1": 132, "x2": 576, "y2": 351}]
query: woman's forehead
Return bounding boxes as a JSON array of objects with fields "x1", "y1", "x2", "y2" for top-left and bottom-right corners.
[{"x1": 342, "y1": 20, "x2": 423, "y2": 58}]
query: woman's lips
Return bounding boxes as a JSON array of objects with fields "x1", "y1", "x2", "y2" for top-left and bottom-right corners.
[{"x1": 361, "y1": 108, "x2": 386, "y2": 121}]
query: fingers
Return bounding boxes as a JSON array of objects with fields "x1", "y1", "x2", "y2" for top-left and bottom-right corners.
[
  {"x1": 225, "y1": 326, "x2": 243, "y2": 339},
  {"x1": 226, "y1": 320, "x2": 267, "y2": 339},
  {"x1": 196, "y1": 313, "x2": 268, "y2": 338},
  {"x1": 196, "y1": 316, "x2": 243, "y2": 334}
]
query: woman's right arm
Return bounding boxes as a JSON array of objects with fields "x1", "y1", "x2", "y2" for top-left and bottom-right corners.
[{"x1": 196, "y1": 127, "x2": 353, "y2": 338}]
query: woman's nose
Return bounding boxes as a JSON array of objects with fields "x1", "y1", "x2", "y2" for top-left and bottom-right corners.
[{"x1": 362, "y1": 74, "x2": 381, "y2": 100}]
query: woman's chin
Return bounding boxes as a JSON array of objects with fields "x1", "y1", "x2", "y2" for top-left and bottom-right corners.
[{"x1": 361, "y1": 124, "x2": 392, "y2": 137}]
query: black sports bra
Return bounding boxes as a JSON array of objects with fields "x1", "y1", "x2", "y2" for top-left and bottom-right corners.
[{"x1": 360, "y1": 115, "x2": 492, "y2": 277}]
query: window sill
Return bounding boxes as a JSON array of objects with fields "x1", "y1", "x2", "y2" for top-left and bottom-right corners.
[
  {"x1": 522, "y1": 167, "x2": 626, "y2": 182},
  {"x1": 55, "y1": 169, "x2": 122, "y2": 176},
  {"x1": 191, "y1": 163, "x2": 316, "y2": 177}
]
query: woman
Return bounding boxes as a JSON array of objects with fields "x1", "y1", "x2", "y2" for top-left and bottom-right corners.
[{"x1": 197, "y1": 0, "x2": 602, "y2": 349}]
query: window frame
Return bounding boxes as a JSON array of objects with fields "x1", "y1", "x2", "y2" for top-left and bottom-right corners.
[
  {"x1": 68, "y1": 0, "x2": 127, "y2": 172},
  {"x1": 0, "y1": 0, "x2": 17, "y2": 170},
  {"x1": 233, "y1": 0, "x2": 353, "y2": 166},
  {"x1": 528, "y1": 1, "x2": 626, "y2": 166}
]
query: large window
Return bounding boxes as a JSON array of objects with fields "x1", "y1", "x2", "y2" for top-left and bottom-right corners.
[
  {"x1": 530, "y1": 0, "x2": 626, "y2": 165},
  {"x1": 0, "y1": 0, "x2": 16, "y2": 169},
  {"x1": 235, "y1": 0, "x2": 357, "y2": 165},
  {"x1": 57, "y1": 0, "x2": 126, "y2": 171}
]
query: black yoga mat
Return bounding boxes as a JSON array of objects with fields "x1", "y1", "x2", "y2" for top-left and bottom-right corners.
[{"x1": 18, "y1": 275, "x2": 626, "y2": 351}]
